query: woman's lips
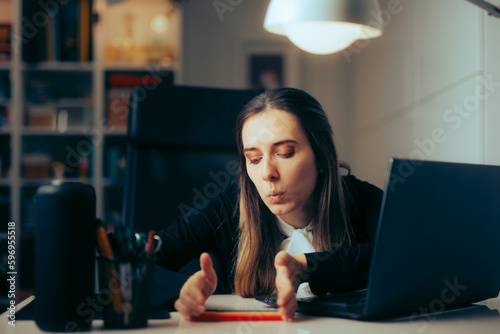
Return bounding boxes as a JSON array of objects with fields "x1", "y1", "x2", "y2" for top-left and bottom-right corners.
[{"x1": 267, "y1": 192, "x2": 285, "y2": 203}]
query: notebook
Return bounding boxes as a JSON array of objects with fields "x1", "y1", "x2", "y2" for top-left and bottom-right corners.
[{"x1": 257, "y1": 159, "x2": 500, "y2": 319}]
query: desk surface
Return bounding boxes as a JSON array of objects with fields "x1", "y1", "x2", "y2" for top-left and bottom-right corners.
[{"x1": 3, "y1": 295, "x2": 500, "y2": 334}]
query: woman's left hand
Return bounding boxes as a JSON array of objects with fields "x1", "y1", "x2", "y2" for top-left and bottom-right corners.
[{"x1": 274, "y1": 250, "x2": 307, "y2": 322}]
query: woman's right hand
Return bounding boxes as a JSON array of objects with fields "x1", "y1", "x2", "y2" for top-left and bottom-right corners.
[{"x1": 174, "y1": 252, "x2": 218, "y2": 320}]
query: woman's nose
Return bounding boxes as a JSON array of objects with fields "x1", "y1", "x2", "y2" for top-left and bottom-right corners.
[{"x1": 262, "y1": 157, "x2": 279, "y2": 181}]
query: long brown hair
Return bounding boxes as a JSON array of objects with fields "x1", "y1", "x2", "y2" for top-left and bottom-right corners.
[{"x1": 233, "y1": 88, "x2": 354, "y2": 297}]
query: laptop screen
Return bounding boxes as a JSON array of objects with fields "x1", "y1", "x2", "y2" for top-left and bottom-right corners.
[{"x1": 364, "y1": 159, "x2": 500, "y2": 317}]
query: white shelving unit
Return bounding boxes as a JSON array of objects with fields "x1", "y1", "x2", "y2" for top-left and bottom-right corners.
[{"x1": 0, "y1": 0, "x2": 182, "y2": 300}]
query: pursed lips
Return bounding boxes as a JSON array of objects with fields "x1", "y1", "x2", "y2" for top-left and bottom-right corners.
[{"x1": 267, "y1": 191, "x2": 285, "y2": 203}]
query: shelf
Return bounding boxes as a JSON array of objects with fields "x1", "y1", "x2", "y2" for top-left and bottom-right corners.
[
  {"x1": 25, "y1": 99, "x2": 92, "y2": 109},
  {"x1": 105, "y1": 62, "x2": 176, "y2": 72},
  {"x1": 105, "y1": 128, "x2": 127, "y2": 136},
  {"x1": 21, "y1": 62, "x2": 94, "y2": 72},
  {"x1": 21, "y1": 177, "x2": 92, "y2": 187},
  {"x1": 21, "y1": 128, "x2": 93, "y2": 136},
  {"x1": 5, "y1": 0, "x2": 182, "y2": 293}
]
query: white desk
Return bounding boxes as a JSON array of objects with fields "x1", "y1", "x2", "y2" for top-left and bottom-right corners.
[{"x1": 3, "y1": 295, "x2": 500, "y2": 334}]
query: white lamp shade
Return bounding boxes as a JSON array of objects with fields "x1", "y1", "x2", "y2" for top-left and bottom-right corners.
[{"x1": 264, "y1": 0, "x2": 383, "y2": 55}]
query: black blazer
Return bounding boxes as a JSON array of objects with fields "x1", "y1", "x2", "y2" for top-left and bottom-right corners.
[{"x1": 152, "y1": 174, "x2": 383, "y2": 309}]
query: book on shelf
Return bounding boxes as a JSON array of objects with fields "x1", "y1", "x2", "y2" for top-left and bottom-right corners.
[
  {"x1": 0, "y1": 105, "x2": 10, "y2": 127},
  {"x1": 0, "y1": 138, "x2": 9, "y2": 178},
  {"x1": 0, "y1": 194, "x2": 9, "y2": 229},
  {"x1": 107, "y1": 73, "x2": 164, "y2": 87},
  {"x1": 59, "y1": 0, "x2": 78, "y2": 61},
  {"x1": 22, "y1": 152, "x2": 52, "y2": 179},
  {"x1": 106, "y1": 73, "x2": 164, "y2": 129},
  {"x1": 79, "y1": 0, "x2": 92, "y2": 62},
  {"x1": 46, "y1": 5, "x2": 61, "y2": 62},
  {"x1": 0, "y1": 74, "x2": 10, "y2": 99},
  {"x1": 23, "y1": 0, "x2": 93, "y2": 63},
  {"x1": 0, "y1": 24, "x2": 11, "y2": 62}
]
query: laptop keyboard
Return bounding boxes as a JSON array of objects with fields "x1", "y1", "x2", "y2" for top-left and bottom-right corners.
[{"x1": 300, "y1": 289, "x2": 367, "y2": 305}]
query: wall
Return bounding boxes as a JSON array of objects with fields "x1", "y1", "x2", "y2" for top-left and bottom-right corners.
[
  {"x1": 349, "y1": 0, "x2": 500, "y2": 188},
  {"x1": 180, "y1": 0, "x2": 353, "y2": 163},
  {"x1": 181, "y1": 0, "x2": 500, "y2": 188},
  {"x1": 485, "y1": 1, "x2": 500, "y2": 166},
  {"x1": 103, "y1": 0, "x2": 181, "y2": 63}
]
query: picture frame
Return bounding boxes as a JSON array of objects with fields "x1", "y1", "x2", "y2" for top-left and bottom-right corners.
[{"x1": 232, "y1": 40, "x2": 301, "y2": 89}]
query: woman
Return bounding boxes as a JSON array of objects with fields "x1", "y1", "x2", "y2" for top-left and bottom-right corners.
[{"x1": 156, "y1": 88, "x2": 383, "y2": 321}]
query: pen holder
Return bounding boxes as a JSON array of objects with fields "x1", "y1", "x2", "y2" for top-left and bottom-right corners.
[{"x1": 97, "y1": 236, "x2": 161, "y2": 329}]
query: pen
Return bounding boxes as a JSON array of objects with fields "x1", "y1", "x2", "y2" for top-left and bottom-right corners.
[
  {"x1": 95, "y1": 220, "x2": 123, "y2": 314},
  {"x1": 191, "y1": 310, "x2": 283, "y2": 322},
  {"x1": 113, "y1": 225, "x2": 135, "y2": 323},
  {"x1": 95, "y1": 221, "x2": 114, "y2": 258},
  {"x1": 145, "y1": 230, "x2": 156, "y2": 257}
]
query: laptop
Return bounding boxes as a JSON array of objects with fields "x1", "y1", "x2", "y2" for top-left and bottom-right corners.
[{"x1": 257, "y1": 159, "x2": 500, "y2": 319}]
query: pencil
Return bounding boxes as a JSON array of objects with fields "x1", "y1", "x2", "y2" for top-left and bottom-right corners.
[{"x1": 191, "y1": 310, "x2": 283, "y2": 321}]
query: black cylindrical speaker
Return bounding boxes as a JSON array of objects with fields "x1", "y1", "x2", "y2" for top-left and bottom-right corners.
[{"x1": 35, "y1": 182, "x2": 96, "y2": 332}]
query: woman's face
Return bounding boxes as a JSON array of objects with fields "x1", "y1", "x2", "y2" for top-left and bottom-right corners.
[{"x1": 242, "y1": 108, "x2": 318, "y2": 228}]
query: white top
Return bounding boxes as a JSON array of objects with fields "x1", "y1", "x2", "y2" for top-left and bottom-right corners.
[{"x1": 276, "y1": 215, "x2": 316, "y2": 298}]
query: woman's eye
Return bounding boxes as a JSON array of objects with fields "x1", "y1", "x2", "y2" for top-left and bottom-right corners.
[
  {"x1": 278, "y1": 152, "x2": 294, "y2": 159},
  {"x1": 248, "y1": 157, "x2": 261, "y2": 164}
]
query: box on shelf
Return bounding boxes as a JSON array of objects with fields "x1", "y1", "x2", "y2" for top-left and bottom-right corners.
[
  {"x1": 22, "y1": 153, "x2": 52, "y2": 179},
  {"x1": 27, "y1": 106, "x2": 57, "y2": 129}
]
